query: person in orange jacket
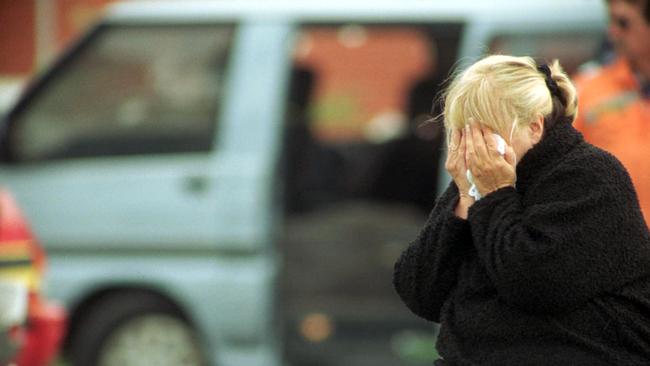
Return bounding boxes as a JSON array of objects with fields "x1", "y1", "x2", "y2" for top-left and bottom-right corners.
[{"x1": 573, "y1": 0, "x2": 650, "y2": 224}]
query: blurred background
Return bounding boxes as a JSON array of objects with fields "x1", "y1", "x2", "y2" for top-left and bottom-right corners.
[{"x1": 0, "y1": 1, "x2": 608, "y2": 366}]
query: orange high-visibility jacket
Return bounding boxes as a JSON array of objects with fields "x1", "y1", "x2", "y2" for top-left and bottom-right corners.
[{"x1": 574, "y1": 58, "x2": 650, "y2": 225}]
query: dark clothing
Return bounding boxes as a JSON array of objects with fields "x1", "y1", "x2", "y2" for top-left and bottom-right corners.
[{"x1": 393, "y1": 121, "x2": 650, "y2": 365}]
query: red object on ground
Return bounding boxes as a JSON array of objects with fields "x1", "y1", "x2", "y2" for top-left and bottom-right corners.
[
  {"x1": 0, "y1": 190, "x2": 67, "y2": 366},
  {"x1": 15, "y1": 295, "x2": 67, "y2": 366}
]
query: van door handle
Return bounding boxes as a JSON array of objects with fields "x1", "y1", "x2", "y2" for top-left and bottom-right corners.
[{"x1": 183, "y1": 175, "x2": 210, "y2": 194}]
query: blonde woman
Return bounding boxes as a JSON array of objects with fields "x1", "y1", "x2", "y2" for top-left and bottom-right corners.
[{"x1": 393, "y1": 55, "x2": 650, "y2": 365}]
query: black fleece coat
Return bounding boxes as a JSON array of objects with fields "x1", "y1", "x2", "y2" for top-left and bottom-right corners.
[{"x1": 393, "y1": 121, "x2": 650, "y2": 365}]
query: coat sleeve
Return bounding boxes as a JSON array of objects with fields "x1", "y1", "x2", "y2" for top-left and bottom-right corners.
[
  {"x1": 393, "y1": 183, "x2": 475, "y2": 322},
  {"x1": 467, "y1": 156, "x2": 650, "y2": 315}
]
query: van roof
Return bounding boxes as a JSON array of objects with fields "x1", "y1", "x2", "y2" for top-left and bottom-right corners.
[{"x1": 106, "y1": 0, "x2": 606, "y2": 25}]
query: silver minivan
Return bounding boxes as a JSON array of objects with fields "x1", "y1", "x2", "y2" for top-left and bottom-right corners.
[{"x1": 0, "y1": 1, "x2": 606, "y2": 365}]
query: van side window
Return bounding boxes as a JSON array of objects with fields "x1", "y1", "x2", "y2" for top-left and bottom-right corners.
[
  {"x1": 283, "y1": 23, "x2": 462, "y2": 214},
  {"x1": 8, "y1": 25, "x2": 234, "y2": 162},
  {"x1": 488, "y1": 32, "x2": 602, "y2": 75}
]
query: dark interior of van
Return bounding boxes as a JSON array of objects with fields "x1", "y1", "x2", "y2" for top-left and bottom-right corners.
[{"x1": 279, "y1": 23, "x2": 463, "y2": 366}]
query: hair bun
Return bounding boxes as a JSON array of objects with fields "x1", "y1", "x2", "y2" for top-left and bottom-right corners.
[
  {"x1": 537, "y1": 64, "x2": 566, "y2": 107},
  {"x1": 546, "y1": 60, "x2": 577, "y2": 121}
]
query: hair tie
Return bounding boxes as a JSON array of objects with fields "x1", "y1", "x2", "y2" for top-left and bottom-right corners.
[{"x1": 537, "y1": 64, "x2": 566, "y2": 106}]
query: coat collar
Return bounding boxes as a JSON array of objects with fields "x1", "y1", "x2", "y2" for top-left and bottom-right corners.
[{"x1": 515, "y1": 121, "x2": 583, "y2": 191}]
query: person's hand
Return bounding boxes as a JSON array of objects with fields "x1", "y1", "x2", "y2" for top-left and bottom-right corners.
[
  {"x1": 445, "y1": 128, "x2": 474, "y2": 218},
  {"x1": 465, "y1": 122, "x2": 516, "y2": 197}
]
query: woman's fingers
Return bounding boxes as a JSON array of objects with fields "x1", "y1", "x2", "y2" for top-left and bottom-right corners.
[
  {"x1": 504, "y1": 145, "x2": 517, "y2": 166},
  {"x1": 458, "y1": 131, "x2": 467, "y2": 169},
  {"x1": 449, "y1": 128, "x2": 461, "y2": 152},
  {"x1": 465, "y1": 122, "x2": 487, "y2": 175},
  {"x1": 445, "y1": 129, "x2": 463, "y2": 174},
  {"x1": 445, "y1": 129, "x2": 472, "y2": 193},
  {"x1": 463, "y1": 122, "x2": 517, "y2": 196},
  {"x1": 464, "y1": 124, "x2": 474, "y2": 163},
  {"x1": 481, "y1": 125, "x2": 500, "y2": 155},
  {"x1": 470, "y1": 121, "x2": 490, "y2": 159}
]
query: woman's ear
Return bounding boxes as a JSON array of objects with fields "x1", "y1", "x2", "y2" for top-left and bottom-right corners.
[{"x1": 529, "y1": 116, "x2": 544, "y2": 144}]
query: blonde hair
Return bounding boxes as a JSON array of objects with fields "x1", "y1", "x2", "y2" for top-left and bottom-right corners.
[{"x1": 442, "y1": 55, "x2": 577, "y2": 141}]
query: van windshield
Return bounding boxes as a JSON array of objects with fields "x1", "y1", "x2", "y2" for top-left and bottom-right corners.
[{"x1": 7, "y1": 24, "x2": 234, "y2": 162}]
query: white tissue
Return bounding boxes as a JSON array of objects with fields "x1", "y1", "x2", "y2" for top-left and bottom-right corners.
[
  {"x1": 467, "y1": 134, "x2": 506, "y2": 201},
  {"x1": 494, "y1": 134, "x2": 506, "y2": 155}
]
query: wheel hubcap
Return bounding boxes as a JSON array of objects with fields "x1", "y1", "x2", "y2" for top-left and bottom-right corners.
[{"x1": 98, "y1": 313, "x2": 203, "y2": 366}]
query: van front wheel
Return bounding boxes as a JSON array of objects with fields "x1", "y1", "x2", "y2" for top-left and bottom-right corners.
[{"x1": 69, "y1": 291, "x2": 204, "y2": 366}]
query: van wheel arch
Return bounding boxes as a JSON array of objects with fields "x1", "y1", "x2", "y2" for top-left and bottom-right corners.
[{"x1": 64, "y1": 286, "x2": 204, "y2": 366}]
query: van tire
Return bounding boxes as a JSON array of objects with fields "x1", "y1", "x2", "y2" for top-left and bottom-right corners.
[{"x1": 68, "y1": 291, "x2": 204, "y2": 366}]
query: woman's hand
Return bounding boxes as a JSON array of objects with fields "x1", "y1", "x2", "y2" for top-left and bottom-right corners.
[
  {"x1": 465, "y1": 123, "x2": 516, "y2": 197},
  {"x1": 445, "y1": 128, "x2": 474, "y2": 218}
]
